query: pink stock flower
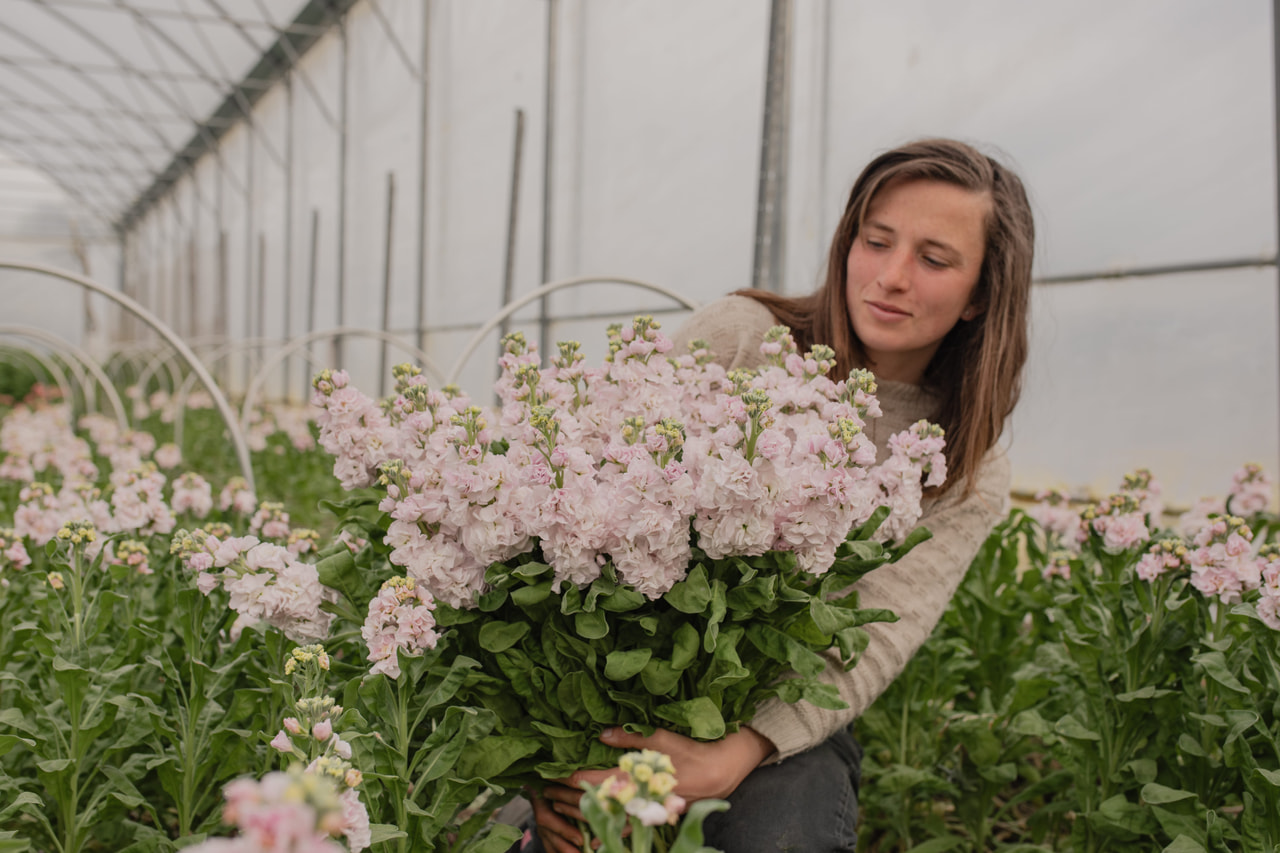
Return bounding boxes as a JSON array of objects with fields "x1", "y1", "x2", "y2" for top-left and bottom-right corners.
[
  {"x1": 362, "y1": 577, "x2": 439, "y2": 678},
  {"x1": 154, "y1": 442, "x2": 182, "y2": 469},
  {"x1": 270, "y1": 730, "x2": 295, "y2": 753},
  {"x1": 313, "y1": 321, "x2": 941, "y2": 609},
  {"x1": 1189, "y1": 516, "x2": 1260, "y2": 605},
  {"x1": 1228, "y1": 463, "x2": 1273, "y2": 516},
  {"x1": 172, "y1": 473, "x2": 214, "y2": 518},
  {"x1": 1030, "y1": 489, "x2": 1086, "y2": 546}
]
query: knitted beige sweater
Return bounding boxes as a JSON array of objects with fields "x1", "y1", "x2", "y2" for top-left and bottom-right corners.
[{"x1": 672, "y1": 295, "x2": 1011, "y2": 761}]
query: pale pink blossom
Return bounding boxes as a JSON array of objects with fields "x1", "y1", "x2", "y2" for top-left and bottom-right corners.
[{"x1": 362, "y1": 576, "x2": 439, "y2": 678}]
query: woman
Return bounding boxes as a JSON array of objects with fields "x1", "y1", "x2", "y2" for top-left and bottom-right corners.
[{"x1": 529, "y1": 138, "x2": 1035, "y2": 852}]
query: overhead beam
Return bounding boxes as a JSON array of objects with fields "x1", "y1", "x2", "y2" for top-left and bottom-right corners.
[{"x1": 118, "y1": 0, "x2": 360, "y2": 232}]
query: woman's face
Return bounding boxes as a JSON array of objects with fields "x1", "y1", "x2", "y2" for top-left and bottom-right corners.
[{"x1": 845, "y1": 177, "x2": 990, "y2": 384}]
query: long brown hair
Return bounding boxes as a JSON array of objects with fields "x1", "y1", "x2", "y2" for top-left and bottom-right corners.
[{"x1": 742, "y1": 138, "x2": 1034, "y2": 497}]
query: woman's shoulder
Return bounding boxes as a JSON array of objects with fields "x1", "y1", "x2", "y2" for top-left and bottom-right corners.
[{"x1": 670, "y1": 294, "x2": 779, "y2": 370}]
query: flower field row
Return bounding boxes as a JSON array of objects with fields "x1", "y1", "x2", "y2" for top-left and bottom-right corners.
[
  {"x1": 1, "y1": 326, "x2": 1278, "y2": 852},
  {"x1": 857, "y1": 468, "x2": 1280, "y2": 852}
]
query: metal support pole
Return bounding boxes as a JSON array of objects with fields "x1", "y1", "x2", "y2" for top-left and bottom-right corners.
[
  {"x1": 284, "y1": 71, "x2": 296, "y2": 401},
  {"x1": 752, "y1": 0, "x2": 793, "y2": 293},
  {"x1": 335, "y1": 14, "x2": 350, "y2": 367},
  {"x1": 306, "y1": 207, "x2": 320, "y2": 398},
  {"x1": 1273, "y1": 0, "x2": 1280, "y2": 476},
  {"x1": 499, "y1": 109, "x2": 526, "y2": 374},
  {"x1": 245, "y1": 123, "x2": 256, "y2": 392},
  {"x1": 537, "y1": 0, "x2": 559, "y2": 357},
  {"x1": 415, "y1": 0, "x2": 432, "y2": 354},
  {"x1": 379, "y1": 171, "x2": 396, "y2": 396},
  {"x1": 217, "y1": 229, "x2": 229, "y2": 386}
]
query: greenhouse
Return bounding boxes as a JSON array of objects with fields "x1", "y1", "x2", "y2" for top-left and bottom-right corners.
[{"x1": 0, "y1": 1, "x2": 1277, "y2": 851}]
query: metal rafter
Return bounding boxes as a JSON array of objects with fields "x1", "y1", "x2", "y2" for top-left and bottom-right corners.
[
  {"x1": 0, "y1": 0, "x2": 330, "y2": 228},
  {"x1": 121, "y1": 0, "x2": 359, "y2": 229}
]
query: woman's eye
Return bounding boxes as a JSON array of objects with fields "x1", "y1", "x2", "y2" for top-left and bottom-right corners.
[
  {"x1": 865, "y1": 238, "x2": 889, "y2": 250},
  {"x1": 922, "y1": 255, "x2": 948, "y2": 269}
]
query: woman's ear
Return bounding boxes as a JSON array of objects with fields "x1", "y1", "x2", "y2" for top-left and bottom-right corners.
[{"x1": 960, "y1": 303, "x2": 984, "y2": 322}]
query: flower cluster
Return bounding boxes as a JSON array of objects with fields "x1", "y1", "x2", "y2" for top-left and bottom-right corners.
[
  {"x1": 588, "y1": 749, "x2": 686, "y2": 827},
  {"x1": 107, "y1": 539, "x2": 153, "y2": 575},
  {"x1": 250, "y1": 501, "x2": 293, "y2": 540},
  {"x1": 313, "y1": 319, "x2": 944, "y2": 609},
  {"x1": 1082, "y1": 490, "x2": 1152, "y2": 555},
  {"x1": 185, "y1": 766, "x2": 355, "y2": 853},
  {"x1": 1030, "y1": 465, "x2": 1278, "y2": 630},
  {"x1": 171, "y1": 527, "x2": 333, "y2": 642},
  {"x1": 109, "y1": 463, "x2": 176, "y2": 536},
  {"x1": 361, "y1": 576, "x2": 439, "y2": 678},
  {"x1": 1029, "y1": 488, "x2": 1085, "y2": 548},
  {"x1": 1227, "y1": 462, "x2": 1273, "y2": 516},
  {"x1": 0, "y1": 528, "x2": 30, "y2": 580},
  {"x1": 0, "y1": 401, "x2": 98, "y2": 483},
  {"x1": 1188, "y1": 515, "x2": 1259, "y2": 604},
  {"x1": 172, "y1": 472, "x2": 214, "y2": 517},
  {"x1": 219, "y1": 476, "x2": 258, "y2": 515}
]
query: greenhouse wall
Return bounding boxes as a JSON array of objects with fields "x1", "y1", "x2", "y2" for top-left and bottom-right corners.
[{"x1": 9, "y1": 0, "x2": 1276, "y2": 505}]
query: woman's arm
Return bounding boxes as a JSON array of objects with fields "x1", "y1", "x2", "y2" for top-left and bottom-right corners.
[{"x1": 748, "y1": 447, "x2": 1012, "y2": 760}]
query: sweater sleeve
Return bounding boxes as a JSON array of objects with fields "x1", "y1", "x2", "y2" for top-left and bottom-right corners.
[
  {"x1": 747, "y1": 447, "x2": 1012, "y2": 761},
  {"x1": 670, "y1": 295, "x2": 777, "y2": 371}
]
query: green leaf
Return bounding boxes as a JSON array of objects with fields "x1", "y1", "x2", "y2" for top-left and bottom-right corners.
[
  {"x1": 1177, "y1": 733, "x2": 1206, "y2": 757},
  {"x1": 1254, "y1": 767, "x2": 1280, "y2": 788},
  {"x1": 598, "y1": 586, "x2": 646, "y2": 612},
  {"x1": 1116, "y1": 685, "x2": 1175, "y2": 702},
  {"x1": 457, "y1": 735, "x2": 543, "y2": 779},
  {"x1": 1192, "y1": 651, "x2": 1250, "y2": 694},
  {"x1": 665, "y1": 564, "x2": 712, "y2": 613},
  {"x1": 668, "y1": 798, "x2": 730, "y2": 853},
  {"x1": 1091, "y1": 793, "x2": 1156, "y2": 839},
  {"x1": 314, "y1": 548, "x2": 360, "y2": 600},
  {"x1": 0, "y1": 735, "x2": 35, "y2": 759},
  {"x1": 744, "y1": 624, "x2": 825, "y2": 676},
  {"x1": 0, "y1": 792, "x2": 42, "y2": 822},
  {"x1": 654, "y1": 697, "x2": 725, "y2": 740},
  {"x1": 902, "y1": 838, "x2": 966, "y2": 853},
  {"x1": 463, "y1": 823, "x2": 525, "y2": 853},
  {"x1": 575, "y1": 609, "x2": 609, "y2": 640},
  {"x1": 1162, "y1": 836, "x2": 1208, "y2": 853},
  {"x1": 511, "y1": 580, "x2": 553, "y2": 607},
  {"x1": 1010, "y1": 709, "x2": 1052, "y2": 739},
  {"x1": 604, "y1": 649, "x2": 651, "y2": 681},
  {"x1": 670, "y1": 623, "x2": 699, "y2": 671},
  {"x1": 641, "y1": 659, "x2": 681, "y2": 696},
  {"x1": 1055, "y1": 714, "x2": 1101, "y2": 742},
  {"x1": 368, "y1": 824, "x2": 407, "y2": 844},
  {"x1": 36, "y1": 758, "x2": 73, "y2": 773},
  {"x1": 1124, "y1": 759, "x2": 1157, "y2": 784},
  {"x1": 1142, "y1": 783, "x2": 1197, "y2": 805},
  {"x1": 479, "y1": 621, "x2": 530, "y2": 653},
  {"x1": 977, "y1": 762, "x2": 1018, "y2": 785}
]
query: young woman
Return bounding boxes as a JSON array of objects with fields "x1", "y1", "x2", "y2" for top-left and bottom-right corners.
[{"x1": 528, "y1": 138, "x2": 1036, "y2": 852}]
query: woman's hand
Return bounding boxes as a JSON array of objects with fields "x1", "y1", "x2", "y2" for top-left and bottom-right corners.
[{"x1": 532, "y1": 725, "x2": 776, "y2": 851}]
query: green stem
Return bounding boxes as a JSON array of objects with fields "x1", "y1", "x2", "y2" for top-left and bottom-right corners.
[
  {"x1": 68, "y1": 550, "x2": 85, "y2": 652},
  {"x1": 395, "y1": 680, "x2": 412, "y2": 853}
]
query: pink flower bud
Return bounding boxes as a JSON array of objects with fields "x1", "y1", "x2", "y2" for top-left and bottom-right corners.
[
  {"x1": 283, "y1": 717, "x2": 302, "y2": 735},
  {"x1": 269, "y1": 730, "x2": 294, "y2": 753},
  {"x1": 334, "y1": 736, "x2": 352, "y2": 759},
  {"x1": 312, "y1": 719, "x2": 333, "y2": 742}
]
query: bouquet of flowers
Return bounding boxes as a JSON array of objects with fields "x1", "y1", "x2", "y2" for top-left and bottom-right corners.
[{"x1": 309, "y1": 317, "x2": 945, "y2": 787}]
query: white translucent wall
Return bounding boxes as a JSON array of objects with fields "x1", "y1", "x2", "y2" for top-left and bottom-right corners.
[{"x1": 100, "y1": 0, "x2": 1277, "y2": 503}]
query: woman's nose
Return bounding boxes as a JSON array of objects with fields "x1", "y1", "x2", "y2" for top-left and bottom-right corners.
[{"x1": 877, "y1": 249, "x2": 911, "y2": 290}]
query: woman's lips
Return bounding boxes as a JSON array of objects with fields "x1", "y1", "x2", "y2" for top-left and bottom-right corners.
[{"x1": 866, "y1": 300, "x2": 911, "y2": 320}]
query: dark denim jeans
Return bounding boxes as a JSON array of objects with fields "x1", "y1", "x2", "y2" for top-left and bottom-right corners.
[{"x1": 517, "y1": 730, "x2": 863, "y2": 853}]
